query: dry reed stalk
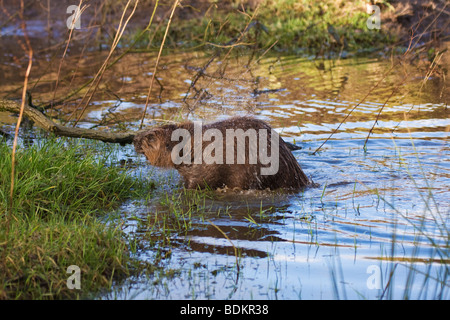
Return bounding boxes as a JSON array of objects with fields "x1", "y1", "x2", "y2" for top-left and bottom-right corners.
[
  {"x1": 51, "y1": 0, "x2": 89, "y2": 110},
  {"x1": 40, "y1": 0, "x2": 159, "y2": 111},
  {"x1": 139, "y1": 0, "x2": 181, "y2": 130},
  {"x1": 312, "y1": 1, "x2": 449, "y2": 154},
  {"x1": 69, "y1": 0, "x2": 139, "y2": 126},
  {"x1": 184, "y1": 3, "x2": 262, "y2": 111},
  {"x1": 3, "y1": 0, "x2": 33, "y2": 273},
  {"x1": 312, "y1": 23, "x2": 439, "y2": 155}
]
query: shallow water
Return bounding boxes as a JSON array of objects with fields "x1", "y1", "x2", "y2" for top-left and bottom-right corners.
[
  {"x1": 1, "y1": 49, "x2": 449, "y2": 299},
  {"x1": 97, "y1": 52, "x2": 448, "y2": 300},
  {"x1": 111, "y1": 136, "x2": 448, "y2": 299}
]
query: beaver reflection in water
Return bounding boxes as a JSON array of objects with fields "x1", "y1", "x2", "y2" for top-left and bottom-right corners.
[{"x1": 134, "y1": 116, "x2": 310, "y2": 190}]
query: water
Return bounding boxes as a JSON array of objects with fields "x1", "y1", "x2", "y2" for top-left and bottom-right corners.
[
  {"x1": 112, "y1": 136, "x2": 448, "y2": 299},
  {"x1": 102, "y1": 52, "x2": 449, "y2": 300},
  {"x1": 1, "y1": 49, "x2": 448, "y2": 299}
]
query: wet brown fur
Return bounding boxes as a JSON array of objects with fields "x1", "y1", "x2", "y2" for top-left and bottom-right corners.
[{"x1": 134, "y1": 117, "x2": 310, "y2": 190}]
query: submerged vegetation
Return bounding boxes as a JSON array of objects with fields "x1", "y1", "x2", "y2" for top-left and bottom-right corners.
[{"x1": 0, "y1": 138, "x2": 154, "y2": 299}]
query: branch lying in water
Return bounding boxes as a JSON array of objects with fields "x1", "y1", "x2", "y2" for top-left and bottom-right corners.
[
  {"x1": 0, "y1": 98, "x2": 140, "y2": 145},
  {"x1": 1, "y1": 95, "x2": 302, "y2": 151}
]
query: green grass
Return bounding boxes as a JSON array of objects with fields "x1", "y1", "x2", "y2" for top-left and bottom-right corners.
[
  {"x1": 0, "y1": 137, "x2": 154, "y2": 299},
  {"x1": 129, "y1": 0, "x2": 395, "y2": 55}
]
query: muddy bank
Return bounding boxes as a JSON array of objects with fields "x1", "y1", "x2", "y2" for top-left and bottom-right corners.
[{"x1": 382, "y1": 0, "x2": 449, "y2": 44}]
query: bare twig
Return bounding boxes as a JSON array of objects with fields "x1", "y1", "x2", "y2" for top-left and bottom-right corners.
[
  {"x1": 39, "y1": 0, "x2": 160, "y2": 111},
  {"x1": 0, "y1": 98, "x2": 140, "y2": 144},
  {"x1": 139, "y1": 0, "x2": 181, "y2": 130},
  {"x1": 70, "y1": 0, "x2": 139, "y2": 126},
  {"x1": 183, "y1": 4, "x2": 262, "y2": 109},
  {"x1": 363, "y1": 74, "x2": 409, "y2": 149},
  {"x1": 313, "y1": 63, "x2": 397, "y2": 155},
  {"x1": 51, "y1": 1, "x2": 89, "y2": 111}
]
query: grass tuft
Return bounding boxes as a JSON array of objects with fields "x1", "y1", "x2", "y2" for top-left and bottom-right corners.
[{"x1": 0, "y1": 137, "x2": 154, "y2": 299}]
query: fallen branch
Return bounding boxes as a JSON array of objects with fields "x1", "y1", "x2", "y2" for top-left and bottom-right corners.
[
  {"x1": 0, "y1": 98, "x2": 139, "y2": 145},
  {"x1": 1, "y1": 97, "x2": 303, "y2": 151}
]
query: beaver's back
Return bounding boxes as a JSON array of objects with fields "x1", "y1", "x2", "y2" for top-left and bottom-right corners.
[{"x1": 134, "y1": 116, "x2": 310, "y2": 190}]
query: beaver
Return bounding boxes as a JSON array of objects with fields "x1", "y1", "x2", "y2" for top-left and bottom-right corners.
[{"x1": 134, "y1": 116, "x2": 310, "y2": 190}]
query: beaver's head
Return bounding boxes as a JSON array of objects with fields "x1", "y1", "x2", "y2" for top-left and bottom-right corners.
[{"x1": 133, "y1": 124, "x2": 179, "y2": 168}]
